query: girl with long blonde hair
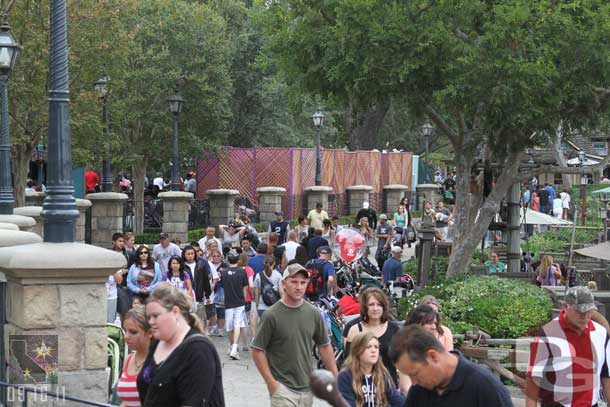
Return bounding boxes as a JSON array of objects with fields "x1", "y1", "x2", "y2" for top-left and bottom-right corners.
[
  {"x1": 536, "y1": 254, "x2": 560, "y2": 286},
  {"x1": 338, "y1": 331, "x2": 405, "y2": 407}
]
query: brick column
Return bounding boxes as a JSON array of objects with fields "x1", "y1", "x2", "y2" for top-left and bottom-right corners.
[
  {"x1": 159, "y1": 191, "x2": 193, "y2": 244},
  {"x1": 208, "y1": 189, "x2": 239, "y2": 227},
  {"x1": 346, "y1": 185, "x2": 373, "y2": 216},
  {"x1": 75, "y1": 199, "x2": 92, "y2": 244},
  {"x1": 0, "y1": 214, "x2": 36, "y2": 232},
  {"x1": 257, "y1": 187, "x2": 286, "y2": 223},
  {"x1": 383, "y1": 184, "x2": 409, "y2": 213},
  {"x1": 25, "y1": 191, "x2": 46, "y2": 207},
  {"x1": 416, "y1": 183, "x2": 441, "y2": 209},
  {"x1": 305, "y1": 186, "x2": 333, "y2": 214},
  {"x1": 0, "y1": 243, "x2": 126, "y2": 402},
  {"x1": 86, "y1": 192, "x2": 128, "y2": 249},
  {"x1": 13, "y1": 206, "x2": 43, "y2": 237}
]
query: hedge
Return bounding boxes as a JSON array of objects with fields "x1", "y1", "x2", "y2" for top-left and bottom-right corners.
[{"x1": 397, "y1": 276, "x2": 553, "y2": 338}]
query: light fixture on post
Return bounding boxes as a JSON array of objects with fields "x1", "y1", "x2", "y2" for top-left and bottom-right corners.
[
  {"x1": 94, "y1": 76, "x2": 111, "y2": 192},
  {"x1": 167, "y1": 87, "x2": 184, "y2": 192},
  {"x1": 422, "y1": 122, "x2": 434, "y2": 184},
  {"x1": 0, "y1": 14, "x2": 20, "y2": 215},
  {"x1": 578, "y1": 150, "x2": 587, "y2": 226},
  {"x1": 312, "y1": 110, "x2": 325, "y2": 186}
]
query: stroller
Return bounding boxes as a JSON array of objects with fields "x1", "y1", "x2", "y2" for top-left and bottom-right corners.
[{"x1": 107, "y1": 323, "x2": 128, "y2": 402}]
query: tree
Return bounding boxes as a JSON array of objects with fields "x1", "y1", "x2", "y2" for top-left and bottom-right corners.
[
  {"x1": 110, "y1": 0, "x2": 233, "y2": 233},
  {"x1": 262, "y1": 0, "x2": 610, "y2": 277},
  {"x1": 9, "y1": 0, "x2": 126, "y2": 207}
]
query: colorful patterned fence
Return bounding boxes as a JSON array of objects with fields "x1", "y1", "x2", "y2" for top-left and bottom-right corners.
[{"x1": 197, "y1": 147, "x2": 413, "y2": 220}]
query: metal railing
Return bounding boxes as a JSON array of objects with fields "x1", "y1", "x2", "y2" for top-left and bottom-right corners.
[{"x1": 0, "y1": 381, "x2": 113, "y2": 407}]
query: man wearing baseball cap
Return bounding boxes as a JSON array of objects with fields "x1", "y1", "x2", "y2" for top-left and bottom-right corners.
[
  {"x1": 526, "y1": 286, "x2": 610, "y2": 407},
  {"x1": 252, "y1": 263, "x2": 338, "y2": 406},
  {"x1": 269, "y1": 210, "x2": 290, "y2": 245},
  {"x1": 305, "y1": 246, "x2": 335, "y2": 298},
  {"x1": 151, "y1": 232, "x2": 182, "y2": 275}
]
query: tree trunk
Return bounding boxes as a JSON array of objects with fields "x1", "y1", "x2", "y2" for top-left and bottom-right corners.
[
  {"x1": 12, "y1": 142, "x2": 35, "y2": 208},
  {"x1": 551, "y1": 127, "x2": 572, "y2": 190},
  {"x1": 446, "y1": 141, "x2": 523, "y2": 278},
  {"x1": 344, "y1": 100, "x2": 390, "y2": 151},
  {"x1": 132, "y1": 157, "x2": 147, "y2": 234}
]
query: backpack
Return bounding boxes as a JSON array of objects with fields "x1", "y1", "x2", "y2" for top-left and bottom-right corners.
[
  {"x1": 305, "y1": 260, "x2": 325, "y2": 296},
  {"x1": 260, "y1": 272, "x2": 280, "y2": 306}
]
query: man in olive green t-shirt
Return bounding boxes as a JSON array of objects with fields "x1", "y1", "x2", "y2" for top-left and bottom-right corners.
[{"x1": 252, "y1": 263, "x2": 338, "y2": 407}]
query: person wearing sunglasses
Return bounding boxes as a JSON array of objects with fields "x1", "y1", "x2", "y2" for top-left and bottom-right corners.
[{"x1": 127, "y1": 246, "x2": 163, "y2": 305}]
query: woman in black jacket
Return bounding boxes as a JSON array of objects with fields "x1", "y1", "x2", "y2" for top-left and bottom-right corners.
[{"x1": 182, "y1": 245, "x2": 212, "y2": 329}]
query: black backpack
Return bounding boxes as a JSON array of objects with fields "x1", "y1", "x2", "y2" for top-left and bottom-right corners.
[
  {"x1": 260, "y1": 272, "x2": 280, "y2": 306},
  {"x1": 305, "y1": 260, "x2": 325, "y2": 296}
]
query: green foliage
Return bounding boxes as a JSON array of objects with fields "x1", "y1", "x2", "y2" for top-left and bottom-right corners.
[
  {"x1": 188, "y1": 229, "x2": 206, "y2": 243},
  {"x1": 432, "y1": 256, "x2": 450, "y2": 281},
  {"x1": 397, "y1": 276, "x2": 553, "y2": 338},
  {"x1": 523, "y1": 227, "x2": 600, "y2": 254},
  {"x1": 134, "y1": 233, "x2": 160, "y2": 245}
]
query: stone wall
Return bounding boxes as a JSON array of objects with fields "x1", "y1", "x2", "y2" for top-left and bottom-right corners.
[
  {"x1": 159, "y1": 191, "x2": 193, "y2": 244},
  {"x1": 257, "y1": 187, "x2": 285, "y2": 223},
  {"x1": 208, "y1": 189, "x2": 239, "y2": 227},
  {"x1": 86, "y1": 192, "x2": 128, "y2": 248}
]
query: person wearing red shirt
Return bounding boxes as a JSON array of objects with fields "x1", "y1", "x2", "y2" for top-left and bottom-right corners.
[{"x1": 85, "y1": 169, "x2": 100, "y2": 193}]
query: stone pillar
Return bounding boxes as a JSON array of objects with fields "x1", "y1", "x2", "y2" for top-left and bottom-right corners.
[
  {"x1": 346, "y1": 185, "x2": 373, "y2": 216},
  {"x1": 159, "y1": 191, "x2": 193, "y2": 244},
  {"x1": 13, "y1": 206, "x2": 44, "y2": 237},
  {"x1": 208, "y1": 189, "x2": 239, "y2": 227},
  {"x1": 86, "y1": 192, "x2": 128, "y2": 249},
  {"x1": 416, "y1": 183, "x2": 441, "y2": 209},
  {"x1": 0, "y1": 243, "x2": 126, "y2": 403},
  {"x1": 0, "y1": 214, "x2": 36, "y2": 232},
  {"x1": 25, "y1": 191, "x2": 46, "y2": 207},
  {"x1": 305, "y1": 186, "x2": 333, "y2": 213},
  {"x1": 75, "y1": 199, "x2": 92, "y2": 244},
  {"x1": 257, "y1": 187, "x2": 286, "y2": 223},
  {"x1": 383, "y1": 184, "x2": 409, "y2": 213}
]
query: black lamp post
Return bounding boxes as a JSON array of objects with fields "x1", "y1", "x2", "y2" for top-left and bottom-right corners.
[
  {"x1": 167, "y1": 88, "x2": 184, "y2": 192},
  {"x1": 578, "y1": 150, "x2": 587, "y2": 226},
  {"x1": 95, "y1": 76, "x2": 111, "y2": 192},
  {"x1": 312, "y1": 110, "x2": 325, "y2": 186},
  {"x1": 0, "y1": 14, "x2": 20, "y2": 215},
  {"x1": 41, "y1": 0, "x2": 80, "y2": 242},
  {"x1": 422, "y1": 122, "x2": 433, "y2": 184}
]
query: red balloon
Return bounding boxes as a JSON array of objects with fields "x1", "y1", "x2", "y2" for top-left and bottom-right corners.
[{"x1": 334, "y1": 229, "x2": 365, "y2": 263}]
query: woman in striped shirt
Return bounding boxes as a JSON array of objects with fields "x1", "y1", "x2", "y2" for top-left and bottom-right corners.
[{"x1": 117, "y1": 305, "x2": 151, "y2": 407}]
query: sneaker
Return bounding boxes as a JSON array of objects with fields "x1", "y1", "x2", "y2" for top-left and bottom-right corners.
[
  {"x1": 227, "y1": 347, "x2": 233, "y2": 356},
  {"x1": 217, "y1": 330, "x2": 224, "y2": 337},
  {"x1": 208, "y1": 327, "x2": 219, "y2": 336},
  {"x1": 229, "y1": 348, "x2": 240, "y2": 360}
]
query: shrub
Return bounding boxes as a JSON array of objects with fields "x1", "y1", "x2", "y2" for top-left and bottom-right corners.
[
  {"x1": 188, "y1": 228, "x2": 206, "y2": 243},
  {"x1": 397, "y1": 276, "x2": 553, "y2": 338},
  {"x1": 134, "y1": 233, "x2": 160, "y2": 245}
]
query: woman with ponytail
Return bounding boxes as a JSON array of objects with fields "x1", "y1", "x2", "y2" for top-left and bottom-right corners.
[{"x1": 137, "y1": 282, "x2": 225, "y2": 406}]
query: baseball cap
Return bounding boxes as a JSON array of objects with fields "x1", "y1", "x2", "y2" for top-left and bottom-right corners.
[
  {"x1": 318, "y1": 246, "x2": 332, "y2": 255},
  {"x1": 282, "y1": 263, "x2": 309, "y2": 280},
  {"x1": 159, "y1": 232, "x2": 169, "y2": 239},
  {"x1": 565, "y1": 286, "x2": 597, "y2": 313},
  {"x1": 379, "y1": 214, "x2": 388, "y2": 220},
  {"x1": 275, "y1": 210, "x2": 284, "y2": 216},
  {"x1": 391, "y1": 246, "x2": 402, "y2": 254}
]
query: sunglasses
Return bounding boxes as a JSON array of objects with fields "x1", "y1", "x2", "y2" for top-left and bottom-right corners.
[{"x1": 140, "y1": 251, "x2": 149, "y2": 254}]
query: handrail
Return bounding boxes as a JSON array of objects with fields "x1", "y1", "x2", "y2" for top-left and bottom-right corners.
[{"x1": 0, "y1": 381, "x2": 113, "y2": 407}]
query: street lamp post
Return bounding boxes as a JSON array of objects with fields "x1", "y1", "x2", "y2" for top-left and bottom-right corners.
[
  {"x1": 167, "y1": 88, "x2": 184, "y2": 192},
  {"x1": 422, "y1": 122, "x2": 433, "y2": 184},
  {"x1": 41, "y1": 0, "x2": 80, "y2": 242},
  {"x1": 95, "y1": 76, "x2": 111, "y2": 192},
  {"x1": 0, "y1": 15, "x2": 20, "y2": 215},
  {"x1": 312, "y1": 110, "x2": 325, "y2": 186},
  {"x1": 578, "y1": 150, "x2": 587, "y2": 226}
]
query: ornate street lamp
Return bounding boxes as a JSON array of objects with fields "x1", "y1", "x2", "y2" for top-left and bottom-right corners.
[
  {"x1": 312, "y1": 110, "x2": 325, "y2": 186},
  {"x1": 167, "y1": 88, "x2": 184, "y2": 192},
  {"x1": 422, "y1": 122, "x2": 434, "y2": 184},
  {"x1": 41, "y1": 0, "x2": 80, "y2": 242},
  {"x1": 0, "y1": 14, "x2": 20, "y2": 214},
  {"x1": 95, "y1": 76, "x2": 111, "y2": 192},
  {"x1": 578, "y1": 150, "x2": 587, "y2": 225}
]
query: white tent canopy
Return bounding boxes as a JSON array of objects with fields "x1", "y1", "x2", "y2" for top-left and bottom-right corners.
[
  {"x1": 575, "y1": 242, "x2": 610, "y2": 261},
  {"x1": 520, "y1": 208, "x2": 573, "y2": 225}
]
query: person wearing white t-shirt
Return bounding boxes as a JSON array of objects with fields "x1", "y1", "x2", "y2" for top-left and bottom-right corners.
[
  {"x1": 280, "y1": 231, "x2": 301, "y2": 270},
  {"x1": 560, "y1": 189, "x2": 571, "y2": 220},
  {"x1": 552, "y1": 197, "x2": 563, "y2": 219},
  {"x1": 198, "y1": 226, "x2": 223, "y2": 251}
]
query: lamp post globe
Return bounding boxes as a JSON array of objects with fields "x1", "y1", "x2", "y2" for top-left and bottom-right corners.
[
  {"x1": 312, "y1": 110, "x2": 325, "y2": 186},
  {"x1": 0, "y1": 14, "x2": 20, "y2": 215},
  {"x1": 95, "y1": 76, "x2": 112, "y2": 192},
  {"x1": 167, "y1": 89, "x2": 184, "y2": 192},
  {"x1": 422, "y1": 122, "x2": 433, "y2": 184}
]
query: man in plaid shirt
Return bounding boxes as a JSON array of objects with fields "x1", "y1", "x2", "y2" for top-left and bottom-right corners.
[{"x1": 526, "y1": 286, "x2": 610, "y2": 407}]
